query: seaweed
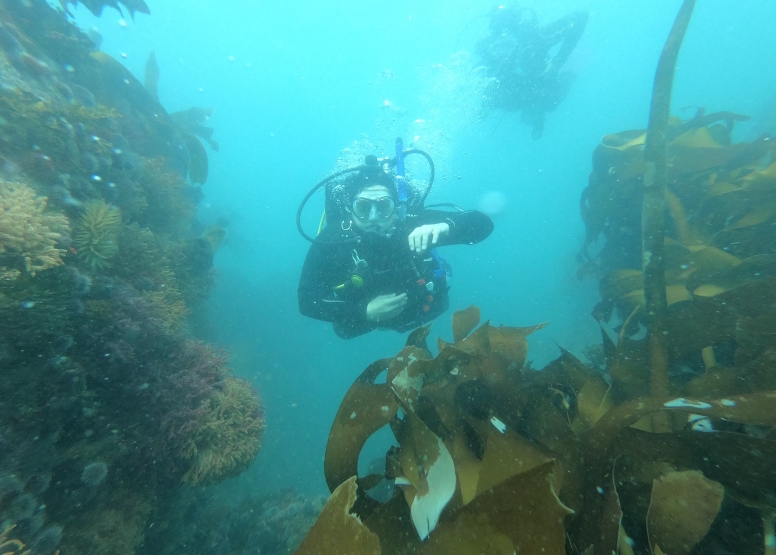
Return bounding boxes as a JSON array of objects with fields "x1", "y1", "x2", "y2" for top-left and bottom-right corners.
[
  {"x1": 297, "y1": 306, "x2": 775, "y2": 554},
  {"x1": 641, "y1": 0, "x2": 696, "y2": 431}
]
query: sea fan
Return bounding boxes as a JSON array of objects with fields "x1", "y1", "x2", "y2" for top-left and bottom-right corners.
[{"x1": 74, "y1": 200, "x2": 121, "y2": 271}]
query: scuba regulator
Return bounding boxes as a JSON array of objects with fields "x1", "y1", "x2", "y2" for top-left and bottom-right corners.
[{"x1": 296, "y1": 138, "x2": 435, "y2": 244}]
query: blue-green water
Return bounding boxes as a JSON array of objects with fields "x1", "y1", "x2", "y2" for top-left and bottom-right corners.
[
  {"x1": 72, "y1": 0, "x2": 776, "y2": 501},
  {"x1": 3, "y1": 0, "x2": 776, "y2": 551}
]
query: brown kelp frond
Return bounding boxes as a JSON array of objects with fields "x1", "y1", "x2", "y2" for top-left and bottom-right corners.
[
  {"x1": 641, "y1": 0, "x2": 696, "y2": 430},
  {"x1": 74, "y1": 200, "x2": 121, "y2": 271},
  {"x1": 0, "y1": 179, "x2": 69, "y2": 275},
  {"x1": 300, "y1": 306, "x2": 775, "y2": 555}
]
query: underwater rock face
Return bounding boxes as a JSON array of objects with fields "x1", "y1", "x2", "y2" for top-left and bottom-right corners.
[
  {"x1": 0, "y1": 2, "x2": 260, "y2": 555},
  {"x1": 139, "y1": 488, "x2": 327, "y2": 555}
]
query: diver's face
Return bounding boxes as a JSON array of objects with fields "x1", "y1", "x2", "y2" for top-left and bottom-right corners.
[{"x1": 350, "y1": 185, "x2": 397, "y2": 235}]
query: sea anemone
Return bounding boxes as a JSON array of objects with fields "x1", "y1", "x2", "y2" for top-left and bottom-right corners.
[
  {"x1": 81, "y1": 461, "x2": 108, "y2": 486},
  {"x1": 73, "y1": 200, "x2": 121, "y2": 271}
]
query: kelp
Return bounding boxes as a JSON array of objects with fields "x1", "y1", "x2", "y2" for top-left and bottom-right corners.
[
  {"x1": 641, "y1": 0, "x2": 696, "y2": 431},
  {"x1": 577, "y1": 2, "x2": 776, "y2": 448},
  {"x1": 296, "y1": 307, "x2": 775, "y2": 554},
  {"x1": 305, "y1": 311, "x2": 571, "y2": 554},
  {"x1": 295, "y1": 477, "x2": 381, "y2": 555}
]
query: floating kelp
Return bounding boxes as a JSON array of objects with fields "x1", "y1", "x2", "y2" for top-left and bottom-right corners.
[{"x1": 299, "y1": 307, "x2": 774, "y2": 554}]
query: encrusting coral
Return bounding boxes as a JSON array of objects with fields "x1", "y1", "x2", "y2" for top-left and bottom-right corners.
[
  {"x1": 0, "y1": 179, "x2": 69, "y2": 275},
  {"x1": 73, "y1": 200, "x2": 121, "y2": 271},
  {"x1": 181, "y1": 376, "x2": 266, "y2": 485}
]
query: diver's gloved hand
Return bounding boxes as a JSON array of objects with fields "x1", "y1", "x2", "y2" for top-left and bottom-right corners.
[
  {"x1": 408, "y1": 223, "x2": 450, "y2": 253},
  {"x1": 367, "y1": 293, "x2": 408, "y2": 322}
]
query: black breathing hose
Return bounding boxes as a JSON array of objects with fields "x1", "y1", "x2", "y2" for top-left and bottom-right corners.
[{"x1": 295, "y1": 166, "x2": 365, "y2": 244}]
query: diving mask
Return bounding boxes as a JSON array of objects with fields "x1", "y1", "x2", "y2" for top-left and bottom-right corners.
[{"x1": 352, "y1": 196, "x2": 396, "y2": 221}]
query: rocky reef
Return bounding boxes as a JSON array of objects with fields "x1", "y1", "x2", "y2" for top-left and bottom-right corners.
[
  {"x1": 0, "y1": 0, "x2": 264, "y2": 553},
  {"x1": 139, "y1": 487, "x2": 327, "y2": 555}
]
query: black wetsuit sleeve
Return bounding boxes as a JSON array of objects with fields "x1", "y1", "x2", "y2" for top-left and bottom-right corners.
[
  {"x1": 411, "y1": 210, "x2": 494, "y2": 246},
  {"x1": 539, "y1": 11, "x2": 588, "y2": 70},
  {"x1": 297, "y1": 239, "x2": 376, "y2": 339}
]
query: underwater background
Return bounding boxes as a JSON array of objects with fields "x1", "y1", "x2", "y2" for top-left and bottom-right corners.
[
  {"x1": 71, "y1": 0, "x2": 776, "y2": 498},
  {"x1": 2, "y1": 0, "x2": 776, "y2": 553}
]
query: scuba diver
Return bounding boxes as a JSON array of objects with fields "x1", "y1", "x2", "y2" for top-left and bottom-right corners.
[
  {"x1": 297, "y1": 141, "x2": 493, "y2": 339},
  {"x1": 475, "y1": 6, "x2": 588, "y2": 139}
]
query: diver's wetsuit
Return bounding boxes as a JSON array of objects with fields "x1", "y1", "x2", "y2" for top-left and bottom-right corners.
[{"x1": 298, "y1": 210, "x2": 493, "y2": 339}]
